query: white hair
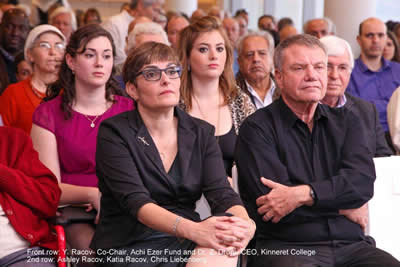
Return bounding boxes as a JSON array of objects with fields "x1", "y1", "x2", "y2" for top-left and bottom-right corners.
[
  {"x1": 49, "y1": 6, "x2": 77, "y2": 31},
  {"x1": 319, "y1": 35, "x2": 354, "y2": 68},
  {"x1": 125, "y1": 22, "x2": 169, "y2": 54},
  {"x1": 237, "y1": 31, "x2": 275, "y2": 58}
]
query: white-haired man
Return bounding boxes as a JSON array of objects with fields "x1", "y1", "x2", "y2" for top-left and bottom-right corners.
[
  {"x1": 320, "y1": 35, "x2": 392, "y2": 157},
  {"x1": 236, "y1": 31, "x2": 280, "y2": 109}
]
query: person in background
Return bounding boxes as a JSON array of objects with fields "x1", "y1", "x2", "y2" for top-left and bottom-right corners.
[
  {"x1": 83, "y1": 8, "x2": 101, "y2": 25},
  {"x1": 49, "y1": 6, "x2": 76, "y2": 42},
  {"x1": 0, "y1": 25, "x2": 65, "y2": 134},
  {"x1": 235, "y1": 15, "x2": 248, "y2": 38},
  {"x1": 236, "y1": 31, "x2": 279, "y2": 109},
  {"x1": 277, "y1": 17, "x2": 294, "y2": 32},
  {"x1": 102, "y1": 0, "x2": 164, "y2": 66},
  {"x1": 383, "y1": 31, "x2": 400, "y2": 63},
  {"x1": 222, "y1": 17, "x2": 240, "y2": 74},
  {"x1": 258, "y1": 15, "x2": 277, "y2": 32},
  {"x1": 166, "y1": 15, "x2": 189, "y2": 50},
  {"x1": 279, "y1": 25, "x2": 298, "y2": 42},
  {"x1": 0, "y1": 8, "x2": 30, "y2": 93},
  {"x1": 347, "y1": 17, "x2": 400, "y2": 136},
  {"x1": 14, "y1": 51, "x2": 33, "y2": 82},
  {"x1": 303, "y1": 18, "x2": 331, "y2": 39},
  {"x1": 321, "y1": 35, "x2": 392, "y2": 157},
  {"x1": 30, "y1": 24, "x2": 134, "y2": 267},
  {"x1": 178, "y1": 16, "x2": 255, "y2": 178},
  {"x1": 191, "y1": 8, "x2": 205, "y2": 22},
  {"x1": 0, "y1": 126, "x2": 61, "y2": 267},
  {"x1": 91, "y1": 41, "x2": 255, "y2": 266}
]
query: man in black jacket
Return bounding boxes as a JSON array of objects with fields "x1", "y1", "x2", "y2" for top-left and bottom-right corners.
[{"x1": 235, "y1": 34, "x2": 399, "y2": 267}]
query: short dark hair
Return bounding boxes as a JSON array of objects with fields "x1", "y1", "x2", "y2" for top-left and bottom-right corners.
[{"x1": 123, "y1": 42, "x2": 179, "y2": 86}]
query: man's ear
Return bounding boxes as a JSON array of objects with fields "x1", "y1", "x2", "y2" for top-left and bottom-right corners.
[
  {"x1": 274, "y1": 68, "x2": 283, "y2": 89},
  {"x1": 126, "y1": 81, "x2": 139, "y2": 102}
]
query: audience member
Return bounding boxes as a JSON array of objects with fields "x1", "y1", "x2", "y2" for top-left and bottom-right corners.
[
  {"x1": 30, "y1": 24, "x2": 134, "y2": 267},
  {"x1": 383, "y1": 31, "x2": 400, "y2": 62},
  {"x1": 279, "y1": 25, "x2": 298, "y2": 42},
  {"x1": 235, "y1": 34, "x2": 400, "y2": 267},
  {"x1": 347, "y1": 17, "x2": 400, "y2": 133},
  {"x1": 166, "y1": 15, "x2": 189, "y2": 49},
  {"x1": 0, "y1": 8, "x2": 30, "y2": 93},
  {"x1": 222, "y1": 17, "x2": 240, "y2": 74},
  {"x1": 258, "y1": 15, "x2": 277, "y2": 31},
  {"x1": 303, "y1": 18, "x2": 331, "y2": 38},
  {"x1": 178, "y1": 16, "x2": 255, "y2": 177},
  {"x1": 235, "y1": 15, "x2": 248, "y2": 38},
  {"x1": 208, "y1": 6, "x2": 224, "y2": 21},
  {"x1": 236, "y1": 31, "x2": 280, "y2": 109},
  {"x1": 393, "y1": 23, "x2": 400, "y2": 44},
  {"x1": 127, "y1": 15, "x2": 152, "y2": 35},
  {"x1": 14, "y1": 51, "x2": 32, "y2": 82},
  {"x1": 102, "y1": 0, "x2": 163, "y2": 66},
  {"x1": 0, "y1": 126, "x2": 61, "y2": 267},
  {"x1": 320, "y1": 35, "x2": 392, "y2": 156},
  {"x1": 126, "y1": 22, "x2": 169, "y2": 55},
  {"x1": 91, "y1": 42, "x2": 255, "y2": 266},
  {"x1": 190, "y1": 8, "x2": 205, "y2": 22},
  {"x1": 388, "y1": 86, "x2": 400, "y2": 154},
  {"x1": 0, "y1": 25, "x2": 65, "y2": 134},
  {"x1": 277, "y1": 17, "x2": 293, "y2": 32},
  {"x1": 153, "y1": 10, "x2": 167, "y2": 29},
  {"x1": 49, "y1": 6, "x2": 76, "y2": 42},
  {"x1": 83, "y1": 8, "x2": 101, "y2": 25},
  {"x1": 234, "y1": 9, "x2": 248, "y2": 25}
]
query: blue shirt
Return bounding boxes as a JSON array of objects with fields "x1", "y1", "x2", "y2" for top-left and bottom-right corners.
[{"x1": 346, "y1": 57, "x2": 400, "y2": 131}]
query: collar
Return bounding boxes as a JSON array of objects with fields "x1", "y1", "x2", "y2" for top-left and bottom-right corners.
[
  {"x1": 278, "y1": 98, "x2": 328, "y2": 128},
  {"x1": 0, "y1": 47, "x2": 14, "y2": 62},
  {"x1": 357, "y1": 57, "x2": 391, "y2": 73},
  {"x1": 245, "y1": 77, "x2": 276, "y2": 106}
]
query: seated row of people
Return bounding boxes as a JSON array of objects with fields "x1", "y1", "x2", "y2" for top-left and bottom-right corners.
[{"x1": 1, "y1": 16, "x2": 400, "y2": 267}]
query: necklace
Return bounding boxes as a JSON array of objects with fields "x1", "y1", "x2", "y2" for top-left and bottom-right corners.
[
  {"x1": 84, "y1": 114, "x2": 100, "y2": 128},
  {"x1": 193, "y1": 94, "x2": 221, "y2": 139}
]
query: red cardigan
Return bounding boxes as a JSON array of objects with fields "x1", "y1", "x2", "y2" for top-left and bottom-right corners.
[{"x1": 0, "y1": 126, "x2": 61, "y2": 250}]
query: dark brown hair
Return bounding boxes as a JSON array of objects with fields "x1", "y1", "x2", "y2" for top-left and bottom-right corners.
[
  {"x1": 123, "y1": 41, "x2": 180, "y2": 86},
  {"x1": 45, "y1": 24, "x2": 123, "y2": 119},
  {"x1": 177, "y1": 15, "x2": 237, "y2": 110}
]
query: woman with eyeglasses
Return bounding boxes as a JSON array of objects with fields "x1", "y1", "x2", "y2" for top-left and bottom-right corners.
[
  {"x1": 30, "y1": 24, "x2": 134, "y2": 266},
  {"x1": 0, "y1": 25, "x2": 65, "y2": 134},
  {"x1": 91, "y1": 41, "x2": 255, "y2": 266}
]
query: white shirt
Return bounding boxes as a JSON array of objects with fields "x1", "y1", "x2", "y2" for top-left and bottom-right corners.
[
  {"x1": 102, "y1": 10, "x2": 134, "y2": 66},
  {"x1": 246, "y1": 78, "x2": 276, "y2": 109},
  {"x1": 0, "y1": 205, "x2": 29, "y2": 259},
  {"x1": 335, "y1": 94, "x2": 347, "y2": 108}
]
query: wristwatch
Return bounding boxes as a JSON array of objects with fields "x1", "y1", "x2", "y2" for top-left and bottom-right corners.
[{"x1": 310, "y1": 187, "x2": 316, "y2": 200}]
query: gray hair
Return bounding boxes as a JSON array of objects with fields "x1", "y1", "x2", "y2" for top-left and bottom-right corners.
[
  {"x1": 49, "y1": 6, "x2": 77, "y2": 31},
  {"x1": 237, "y1": 31, "x2": 275, "y2": 58},
  {"x1": 126, "y1": 22, "x2": 169, "y2": 54},
  {"x1": 274, "y1": 34, "x2": 327, "y2": 71},
  {"x1": 319, "y1": 35, "x2": 354, "y2": 68},
  {"x1": 303, "y1": 18, "x2": 329, "y2": 34},
  {"x1": 130, "y1": 0, "x2": 159, "y2": 9}
]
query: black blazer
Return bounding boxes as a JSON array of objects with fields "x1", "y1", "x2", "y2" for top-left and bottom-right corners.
[
  {"x1": 90, "y1": 107, "x2": 242, "y2": 249},
  {"x1": 344, "y1": 93, "x2": 392, "y2": 157}
]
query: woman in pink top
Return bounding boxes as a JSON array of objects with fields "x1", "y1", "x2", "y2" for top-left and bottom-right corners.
[{"x1": 31, "y1": 24, "x2": 134, "y2": 265}]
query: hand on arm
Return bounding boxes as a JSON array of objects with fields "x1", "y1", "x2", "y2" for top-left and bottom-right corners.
[
  {"x1": 256, "y1": 177, "x2": 314, "y2": 223},
  {"x1": 339, "y1": 203, "x2": 369, "y2": 232}
]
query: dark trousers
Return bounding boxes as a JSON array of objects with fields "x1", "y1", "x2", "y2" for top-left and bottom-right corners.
[{"x1": 249, "y1": 237, "x2": 400, "y2": 267}]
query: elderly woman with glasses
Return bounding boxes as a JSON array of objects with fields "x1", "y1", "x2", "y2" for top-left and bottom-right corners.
[
  {"x1": 91, "y1": 42, "x2": 255, "y2": 267},
  {"x1": 0, "y1": 25, "x2": 65, "y2": 134}
]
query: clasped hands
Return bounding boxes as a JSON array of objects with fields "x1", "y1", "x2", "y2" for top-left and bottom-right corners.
[
  {"x1": 256, "y1": 177, "x2": 369, "y2": 231},
  {"x1": 194, "y1": 216, "x2": 255, "y2": 257}
]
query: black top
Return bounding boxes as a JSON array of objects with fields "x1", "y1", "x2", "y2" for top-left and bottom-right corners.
[
  {"x1": 91, "y1": 107, "x2": 243, "y2": 249},
  {"x1": 344, "y1": 93, "x2": 392, "y2": 157},
  {"x1": 217, "y1": 126, "x2": 236, "y2": 177},
  {"x1": 235, "y1": 98, "x2": 375, "y2": 243}
]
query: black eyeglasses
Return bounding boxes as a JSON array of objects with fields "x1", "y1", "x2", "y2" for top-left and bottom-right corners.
[{"x1": 136, "y1": 66, "x2": 182, "y2": 81}]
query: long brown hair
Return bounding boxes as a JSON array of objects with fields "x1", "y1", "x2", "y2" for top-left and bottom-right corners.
[
  {"x1": 45, "y1": 24, "x2": 123, "y2": 119},
  {"x1": 177, "y1": 16, "x2": 238, "y2": 110}
]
